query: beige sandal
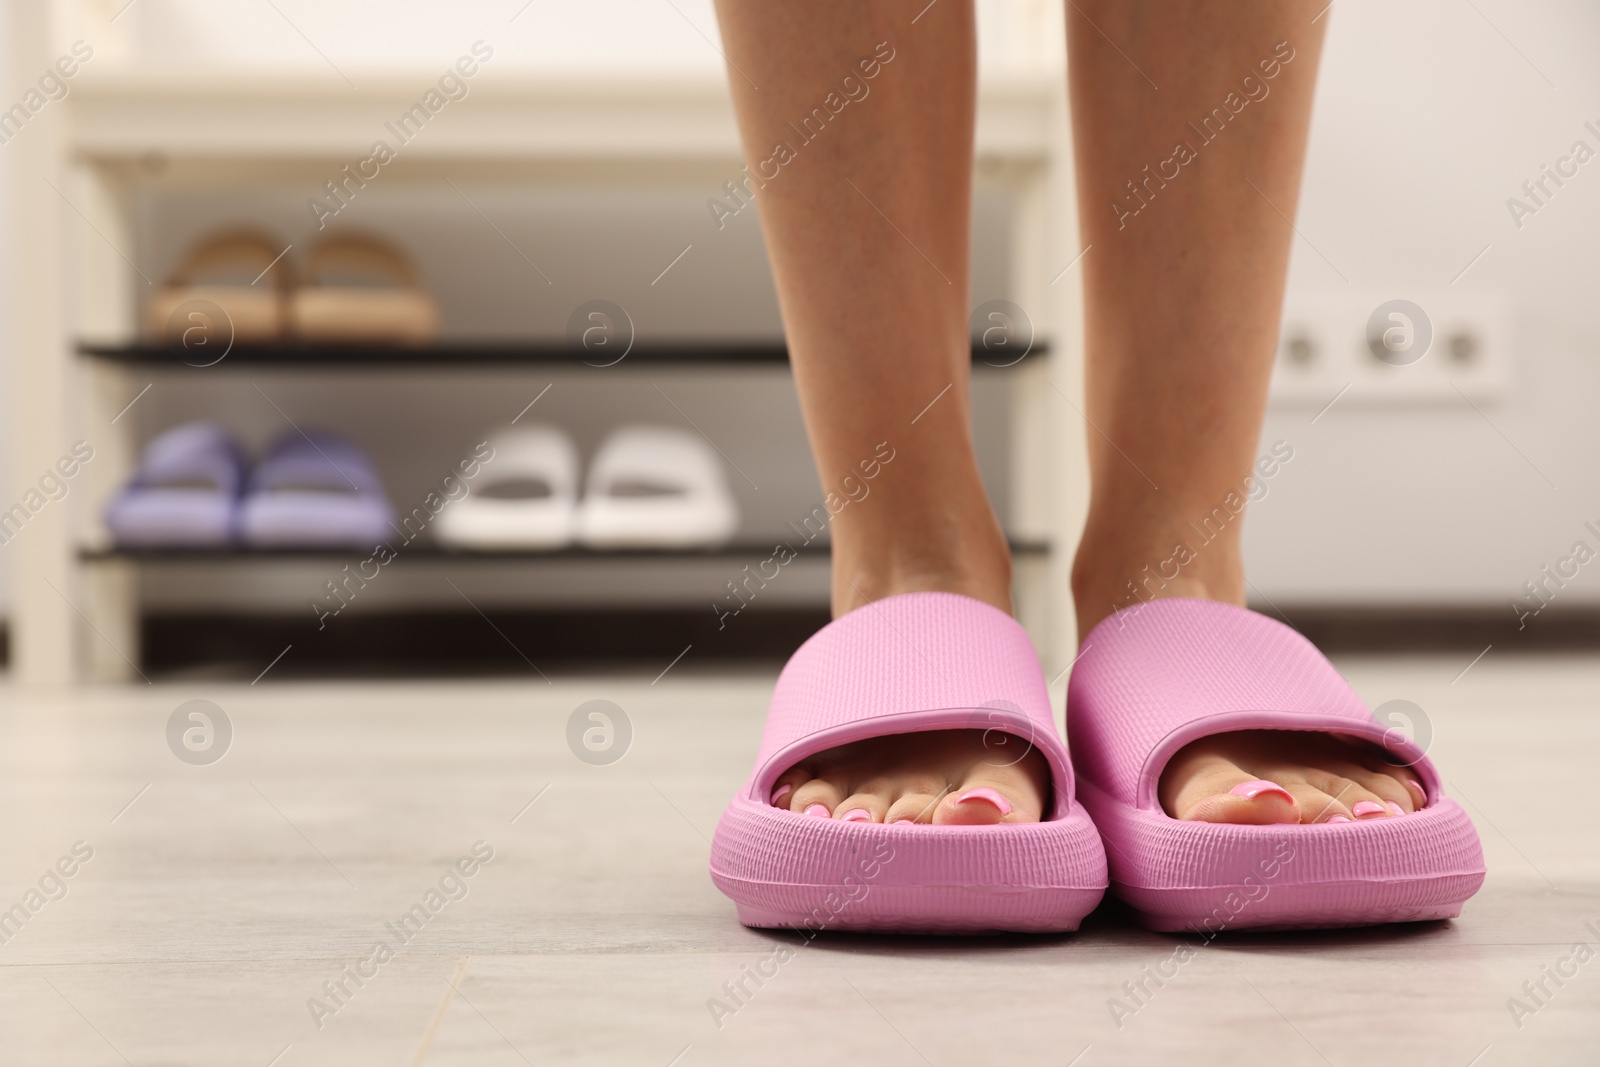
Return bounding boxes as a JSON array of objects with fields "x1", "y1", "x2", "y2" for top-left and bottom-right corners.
[
  {"x1": 289, "y1": 234, "x2": 440, "y2": 345},
  {"x1": 146, "y1": 230, "x2": 290, "y2": 343}
]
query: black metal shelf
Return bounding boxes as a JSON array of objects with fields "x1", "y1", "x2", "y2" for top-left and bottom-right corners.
[
  {"x1": 81, "y1": 538, "x2": 1050, "y2": 562},
  {"x1": 77, "y1": 340, "x2": 1045, "y2": 368}
]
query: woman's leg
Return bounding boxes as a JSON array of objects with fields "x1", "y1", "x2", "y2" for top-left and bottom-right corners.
[
  {"x1": 1068, "y1": 2, "x2": 1421, "y2": 823},
  {"x1": 712, "y1": 0, "x2": 1048, "y2": 825}
]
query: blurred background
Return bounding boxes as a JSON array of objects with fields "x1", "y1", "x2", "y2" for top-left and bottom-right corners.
[{"x1": 3, "y1": 0, "x2": 1598, "y2": 684}]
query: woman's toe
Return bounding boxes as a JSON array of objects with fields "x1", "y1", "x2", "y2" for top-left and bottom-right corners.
[
  {"x1": 1281, "y1": 781, "x2": 1353, "y2": 823},
  {"x1": 1358, "y1": 769, "x2": 1416, "y2": 814},
  {"x1": 934, "y1": 785, "x2": 1013, "y2": 825},
  {"x1": 884, "y1": 792, "x2": 944, "y2": 824},
  {"x1": 1304, "y1": 773, "x2": 1398, "y2": 821},
  {"x1": 932, "y1": 759, "x2": 1045, "y2": 825},
  {"x1": 1350, "y1": 797, "x2": 1395, "y2": 819},
  {"x1": 832, "y1": 792, "x2": 888, "y2": 823},
  {"x1": 1162, "y1": 748, "x2": 1299, "y2": 824},
  {"x1": 769, "y1": 766, "x2": 812, "y2": 808},
  {"x1": 1181, "y1": 775, "x2": 1301, "y2": 824},
  {"x1": 1314, "y1": 757, "x2": 1416, "y2": 815},
  {"x1": 1364, "y1": 763, "x2": 1423, "y2": 813},
  {"x1": 788, "y1": 778, "x2": 843, "y2": 817}
]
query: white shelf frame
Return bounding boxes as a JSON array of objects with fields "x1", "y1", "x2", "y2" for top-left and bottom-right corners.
[{"x1": 9, "y1": 45, "x2": 1088, "y2": 685}]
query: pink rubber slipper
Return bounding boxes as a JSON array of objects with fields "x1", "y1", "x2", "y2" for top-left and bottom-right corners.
[
  {"x1": 1067, "y1": 598, "x2": 1486, "y2": 932},
  {"x1": 710, "y1": 592, "x2": 1108, "y2": 934}
]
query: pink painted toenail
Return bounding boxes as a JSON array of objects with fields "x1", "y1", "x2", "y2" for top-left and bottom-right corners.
[
  {"x1": 840, "y1": 808, "x2": 872, "y2": 822},
  {"x1": 1385, "y1": 801, "x2": 1404, "y2": 816},
  {"x1": 804, "y1": 803, "x2": 831, "y2": 818},
  {"x1": 1407, "y1": 779, "x2": 1427, "y2": 805},
  {"x1": 953, "y1": 787, "x2": 1012, "y2": 816},
  {"x1": 1327, "y1": 815, "x2": 1353, "y2": 823},
  {"x1": 1230, "y1": 779, "x2": 1294, "y2": 803},
  {"x1": 1352, "y1": 801, "x2": 1386, "y2": 818},
  {"x1": 770, "y1": 784, "x2": 792, "y2": 805}
]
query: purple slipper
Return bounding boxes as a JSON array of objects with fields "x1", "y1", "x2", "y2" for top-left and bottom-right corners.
[
  {"x1": 239, "y1": 430, "x2": 394, "y2": 548},
  {"x1": 106, "y1": 422, "x2": 246, "y2": 547}
]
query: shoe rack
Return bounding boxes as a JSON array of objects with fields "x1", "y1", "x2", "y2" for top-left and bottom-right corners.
[{"x1": 6, "y1": 6, "x2": 1089, "y2": 685}]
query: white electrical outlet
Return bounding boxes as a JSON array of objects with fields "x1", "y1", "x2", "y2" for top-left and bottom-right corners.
[{"x1": 1270, "y1": 291, "x2": 1510, "y2": 406}]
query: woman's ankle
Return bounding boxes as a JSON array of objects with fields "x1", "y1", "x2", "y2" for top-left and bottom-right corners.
[
  {"x1": 820, "y1": 450, "x2": 1015, "y2": 617},
  {"x1": 1071, "y1": 532, "x2": 1246, "y2": 641},
  {"x1": 831, "y1": 523, "x2": 1014, "y2": 617}
]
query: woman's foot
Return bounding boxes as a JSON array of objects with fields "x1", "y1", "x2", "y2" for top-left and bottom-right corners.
[
  {"x1": 711, "y1": 578, "x2": 1111, "y2": 935},
  {"x1": 1073, "y1": 561, "x2": 1424, "y2": 826},
  {"x1": 766, "y1": 459, "x2": 1053, "y2": 827},
  {"x1": 767, "y1": 728, "x2": 1050, "y2": 825},
  {"x1": 1158, "y1": 730, "x2": 1424, "y2": 824}
]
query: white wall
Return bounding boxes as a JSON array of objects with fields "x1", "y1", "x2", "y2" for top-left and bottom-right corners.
[
  {"x1": 1249, "y1": 0, "x2": 1600, "y2": 610},
  {"x1": 4, "y1": 0, "x2": 1598, "y2": 620},
  {"x1": 85, "y1": 0, "x2": 1051, "y2": 73}
]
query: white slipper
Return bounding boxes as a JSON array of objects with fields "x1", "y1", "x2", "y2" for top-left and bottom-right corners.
[
  {"x1": 434, "y1": 426, "x2": 579, "y2": 550},
  {"x1": 577, "y1": 426, "x2": 739, "y2": 549}
]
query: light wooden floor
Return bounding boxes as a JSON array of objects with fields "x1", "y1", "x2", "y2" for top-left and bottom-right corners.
[{"x1": 1, "y1": 654, "x2": 1596, "y2": 1066}]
